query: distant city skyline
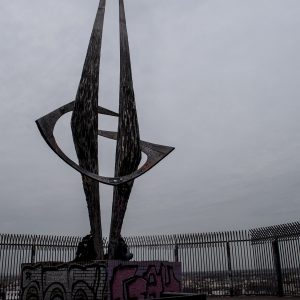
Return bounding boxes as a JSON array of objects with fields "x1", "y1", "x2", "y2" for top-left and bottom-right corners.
[{"x1": 0, "y1": 0, "x2": 300, "y2": 237}]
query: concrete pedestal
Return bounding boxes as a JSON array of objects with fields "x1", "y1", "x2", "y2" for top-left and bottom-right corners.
[{"x1": 21, "y1": 261, "x2": 181, "y2": 300}]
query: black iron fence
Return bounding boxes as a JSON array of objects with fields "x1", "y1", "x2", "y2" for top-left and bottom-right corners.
[{"x1": 0, "y1": 222, "x2": 300, "y2": 298}]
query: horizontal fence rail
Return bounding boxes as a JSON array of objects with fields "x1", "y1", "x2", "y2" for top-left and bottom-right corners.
[{"x1": 0, "y1": 221, "x2": 299, "y2": 299}]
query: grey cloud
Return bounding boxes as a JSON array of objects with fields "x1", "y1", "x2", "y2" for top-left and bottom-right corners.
[{"x1": 0, "y1": 0, "x2": 300, "y2": 237}]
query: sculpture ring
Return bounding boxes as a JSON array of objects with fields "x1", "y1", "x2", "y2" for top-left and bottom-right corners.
[{"x1": 36, "y1": 101, "x2": 174, "y2": 186}]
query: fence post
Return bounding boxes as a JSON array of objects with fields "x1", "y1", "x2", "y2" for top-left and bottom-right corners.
[
  {"x1": 272, "y1": 239, "x2": 283, "y2": 297},
  {"x1": 31, "y1": 244, "x2": 36, "y2": 264},
  {"x1": 174, "y1": 242, "x2": 179, "y2": 262},
  {"x1": 226, "y1": 242, "x2": 233, "y2": 297}
]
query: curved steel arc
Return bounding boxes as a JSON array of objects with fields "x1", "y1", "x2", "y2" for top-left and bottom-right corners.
[{"x1": 35, "y1": 101, "x2": 174, "y2": 186}]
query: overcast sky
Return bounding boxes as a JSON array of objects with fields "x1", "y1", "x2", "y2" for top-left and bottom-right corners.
[{"x1": 0, "y1": 0, "x2": 300, "y2": 238}]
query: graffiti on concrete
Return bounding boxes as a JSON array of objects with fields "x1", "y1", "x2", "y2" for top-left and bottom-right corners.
[
  {"x1": 110, "y1": 263, "x2": 181, "y2": 300},
  {"x1": 22, "y1": 261, "x2": 181, "y2": 300},
  {"x1": 21, "y1": 262, "x2": 107, "y2": 300}
]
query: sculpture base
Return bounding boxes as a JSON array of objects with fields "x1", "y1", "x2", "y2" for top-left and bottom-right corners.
[{"x1": 21, "y1": 260, "x2": 182, "y2": 300}]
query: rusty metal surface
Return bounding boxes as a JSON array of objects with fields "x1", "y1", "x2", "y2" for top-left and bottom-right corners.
[
  {"x1": 36, "y1": 101, "x2": 174, "y2": 186},
  {"x1": 108, "y1": 0, "x2": 142, "y2": 258},
  {"x1": 69, "y1": 0, "x2": 107, "y2": 259}
]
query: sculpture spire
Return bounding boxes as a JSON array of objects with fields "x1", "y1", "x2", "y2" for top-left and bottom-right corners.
[
  {"x1": 108, "y1": 0, "x2": 142, "y2": 259},
  {"x1": 70, "y1": 0, "x2": 107, "y2": 260}
]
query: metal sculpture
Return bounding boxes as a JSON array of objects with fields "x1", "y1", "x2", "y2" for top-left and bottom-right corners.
[{"x1": 36, "y1": 0, "x2": 174, "y2": 259}]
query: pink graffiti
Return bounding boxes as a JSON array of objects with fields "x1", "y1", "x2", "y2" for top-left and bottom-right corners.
[
  {"x1": 125, "y1": 277, "x2": 147, "y2": 299},
  {"x1": 111, "y1": 266, "x2": 137, "y2": 300},
  {"x1": 111, "y1": 264, "x2": 180, "y2": 300}
]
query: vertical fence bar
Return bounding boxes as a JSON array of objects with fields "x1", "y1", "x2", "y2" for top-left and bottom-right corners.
[
  {"x1": 174, "y1": 241, "x2": 178, "y2": 263},
  {"x1": 280, "y1": 238, "x2": 289, "y2": 295},
  {"x1": 0, "y1": 236, "x2": 3, "y2": 300},
  {"x1": 226, "y1": 241, "x2": 233, "y2": 297},
  {"x1": 31, "y1": 243, "x2": 36, "y2": 264},
  {"x1": 272, "y1": 239, "x2": 284, "y2": 297}
]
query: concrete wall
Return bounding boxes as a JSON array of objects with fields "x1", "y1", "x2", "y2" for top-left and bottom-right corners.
[{"x1": 21, "y1": 261, "x2": 181, "y2": 300}]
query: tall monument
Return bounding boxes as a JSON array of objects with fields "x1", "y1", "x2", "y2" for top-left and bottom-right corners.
[{"x1": 36, "y1": 0, "x2": 174, "y2": 260}]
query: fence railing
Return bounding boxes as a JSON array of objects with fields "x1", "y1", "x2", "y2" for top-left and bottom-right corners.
[{"x1": 0, "y1": 221, "x2": 300, "y2": 298}]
